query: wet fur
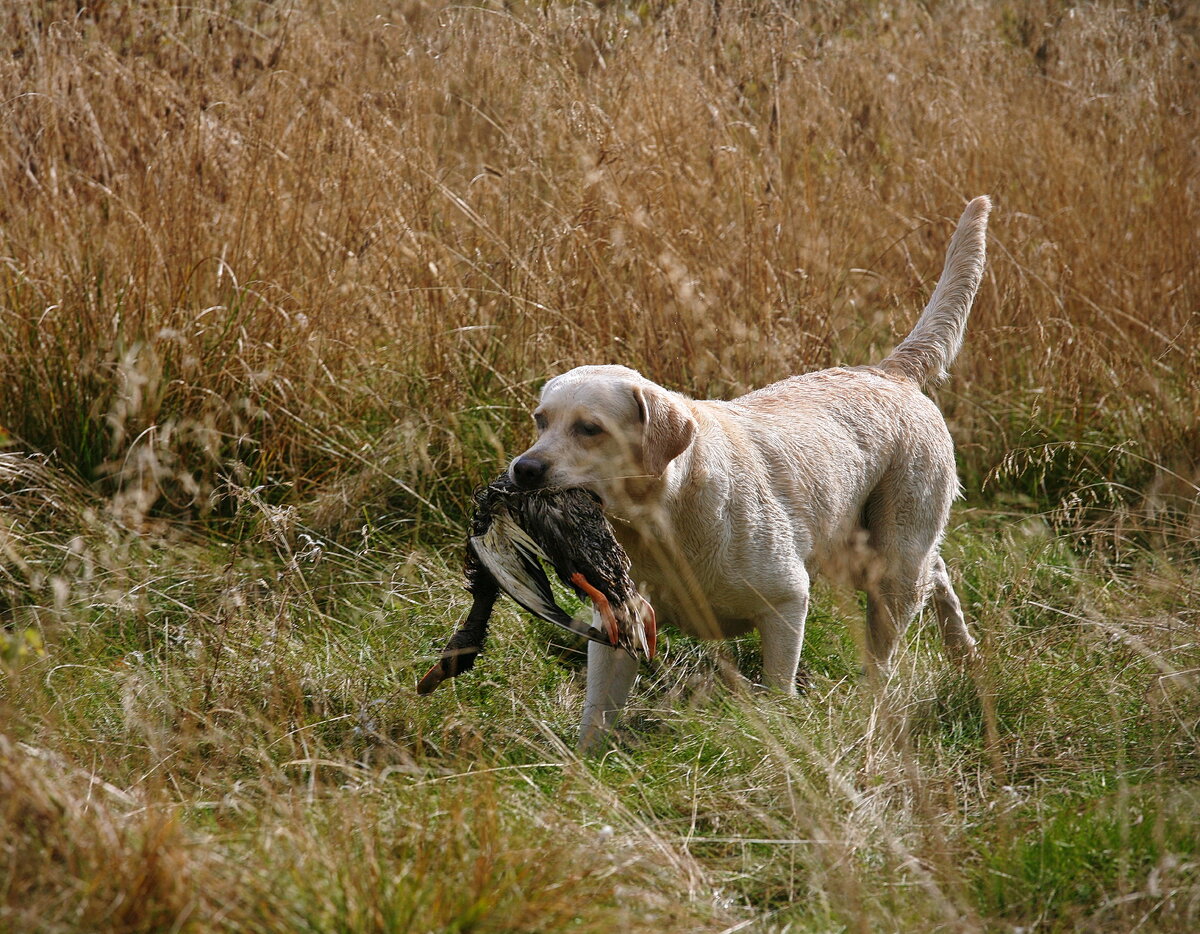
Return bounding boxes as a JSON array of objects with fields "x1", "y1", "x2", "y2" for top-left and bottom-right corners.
[{"x1": 510, "y1": 197, "x2": 991, "y2": 749}]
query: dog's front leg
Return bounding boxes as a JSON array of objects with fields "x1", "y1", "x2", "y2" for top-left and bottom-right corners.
[
  {"x1": 579, "y1": 638, "x2": 638, "y2": 752},
  {"x1": 756, "y1": 586, "x2": 810, "y2": 695}
]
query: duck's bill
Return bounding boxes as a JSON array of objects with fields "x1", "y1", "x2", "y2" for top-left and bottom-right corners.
[
  {"x1": 417, "y1": 661, "x2": 449, "y2": 695},
  {"x1": 417, "y1": 644, "x2": 482, "y2": 695}
]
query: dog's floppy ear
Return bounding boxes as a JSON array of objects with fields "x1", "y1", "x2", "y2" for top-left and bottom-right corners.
[{"x1": 632, "y1": 384, "x2": 696, "y2": 476}]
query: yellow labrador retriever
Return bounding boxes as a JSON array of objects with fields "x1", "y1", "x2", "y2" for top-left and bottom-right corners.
[{"x1": 510, "y1": 197, "x2": 990, "y2": 748}]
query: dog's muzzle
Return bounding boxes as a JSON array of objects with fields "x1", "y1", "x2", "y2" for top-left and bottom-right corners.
[{"x1": 511, "y1": 455, "x2": 549, "y2": 489}]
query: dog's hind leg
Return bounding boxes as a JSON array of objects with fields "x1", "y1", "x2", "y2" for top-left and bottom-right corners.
[
  {"x1": 861, "y1": 453, "x2": 962, "y2": 674},
  {"x1": 865, "y1": 552, "x2": 977, "y2": 674},
  {"x1": 864, "y1": 575, "x2": 922, "y2": 677},
  {"x1": 927, "y1": 554, "x2": 977, "y2": 662}
]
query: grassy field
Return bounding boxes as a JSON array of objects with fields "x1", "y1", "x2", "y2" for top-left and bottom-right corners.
[{"x1": 2, "y1": 1, "x2": 1198, "y2": 931}]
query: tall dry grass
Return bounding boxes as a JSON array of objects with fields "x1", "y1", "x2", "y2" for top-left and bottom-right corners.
[{"x1": 1, "y1": 0, "x2": 1196, "y2": 526}]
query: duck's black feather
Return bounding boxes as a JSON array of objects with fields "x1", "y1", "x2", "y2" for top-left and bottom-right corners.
[{"x1": 418, "y1": 474, "x2": 653, "y2": 694}]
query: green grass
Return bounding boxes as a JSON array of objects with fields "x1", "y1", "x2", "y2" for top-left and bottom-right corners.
[
  {"x1": 976, "y1": 784, "x2": 1200, "y2": 929},
  {"x1": 3, "y1": 450, "x2": 1199, "y2": 930}
]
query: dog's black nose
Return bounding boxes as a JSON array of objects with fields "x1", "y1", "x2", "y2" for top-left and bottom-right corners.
[{"x1": 512, "y1": 455, "x2": 549, "y2": 489}]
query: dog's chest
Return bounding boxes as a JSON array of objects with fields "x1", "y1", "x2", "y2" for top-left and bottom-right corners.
[{"x1": 607, "y1": 519, "x2": 776, "y2": 639}]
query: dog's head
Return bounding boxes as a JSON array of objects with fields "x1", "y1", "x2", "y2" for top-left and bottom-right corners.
[{"x1": 509, "y1": 365, "x2": 696, "y2": 505}]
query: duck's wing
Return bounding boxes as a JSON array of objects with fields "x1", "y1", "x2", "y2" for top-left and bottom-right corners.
[
  {"x1": 471, "y1": 511, "x2": 609, "y2": 643},
  {"x1": 519, "y1": 491, "x2": 657, "y2": 660}
]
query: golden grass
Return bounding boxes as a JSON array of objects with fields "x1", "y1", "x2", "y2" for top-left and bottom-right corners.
[{"x1": 1, "y1": 0, "x2": 1195, "y2": 519}]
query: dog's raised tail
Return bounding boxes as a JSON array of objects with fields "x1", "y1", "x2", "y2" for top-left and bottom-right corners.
[{"x1": 879, "y1": 195, "x2": 991, "y2": 387}]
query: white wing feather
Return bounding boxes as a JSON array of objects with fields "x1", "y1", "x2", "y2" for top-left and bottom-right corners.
[{"x1": 472, "y1": 511, "x2": 606, "y2": 641}]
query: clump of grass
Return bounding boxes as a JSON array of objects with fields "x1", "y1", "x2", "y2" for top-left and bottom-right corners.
[
  {"x1": 0, "y1": 732, "x2": 731, "y2": 933},
  {"x1": 3, "y1": 449, "x2": 1199, "y2": 930},
  {"x1": 976, "y1": 782, "x2": 1200, "y2": 930},
  {"x1": 1, "y1": 734, "x2": 211, "y2": 932}
]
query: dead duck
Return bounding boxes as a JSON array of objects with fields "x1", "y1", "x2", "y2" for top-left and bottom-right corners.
[{"x1": 417, "y1": 474, "x2": 656, "y2": 695}]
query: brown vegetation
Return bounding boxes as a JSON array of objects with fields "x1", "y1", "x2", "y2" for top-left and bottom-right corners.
[{"x1": 1, "y1": 0, "x2": 1195, "y2": 519}]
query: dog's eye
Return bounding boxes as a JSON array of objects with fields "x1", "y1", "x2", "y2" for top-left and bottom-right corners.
[
  {"x1": 574, "y1": 420, "x2": 604, "y2": 437},
  {"x1": 534, "y1": 413, "x2": 547, "y2": 432}
]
